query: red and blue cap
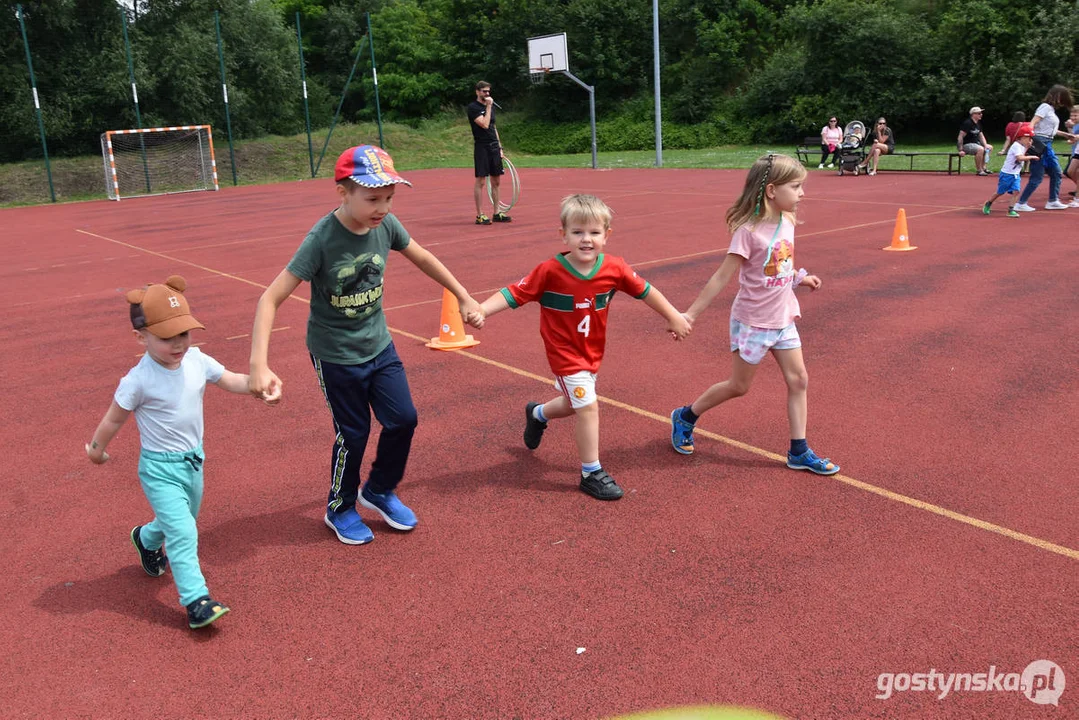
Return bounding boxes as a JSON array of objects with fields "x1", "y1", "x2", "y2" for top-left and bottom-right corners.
[{"x1": 334, "y1": 145, "x2": 411, "y2": 188}]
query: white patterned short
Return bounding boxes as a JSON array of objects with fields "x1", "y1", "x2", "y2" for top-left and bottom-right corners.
[{"x1": 730, "y1": 318, "x2": 801, "y2": 365}]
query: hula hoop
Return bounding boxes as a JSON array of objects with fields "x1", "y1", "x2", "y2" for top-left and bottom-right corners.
[{"x1": 486, "y1": 156, "x2": 521, "y2": 213}]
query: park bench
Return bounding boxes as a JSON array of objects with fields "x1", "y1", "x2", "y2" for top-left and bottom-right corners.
[
  {"x1": 797, "y1": 139, "x2": 965, "y2": 175},
  {"x1": 795, "y1": 137, "x2": 820, "y2": 166},
  {"x1": 881, "y1": 151, "x2": 964, "y2": 175}
]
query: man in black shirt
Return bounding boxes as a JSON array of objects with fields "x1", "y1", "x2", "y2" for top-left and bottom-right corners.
[
  {"x1": 467, "y1": 81, "x2": 510, "y2": 224},
  {"x1": 958, "y1": 106, "x2": 993, "y2": 176}
]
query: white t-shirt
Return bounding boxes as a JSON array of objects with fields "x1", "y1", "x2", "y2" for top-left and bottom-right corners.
[
  {"x1": 1032, "y1": 103, "x2": 1059, "y2": 138},
  {"x1": 114, "y1": 348, "x2": 224, "y2": 452},
  {"x1": 1001, "y1": 142, "x2": 1027, "y2": 175}
]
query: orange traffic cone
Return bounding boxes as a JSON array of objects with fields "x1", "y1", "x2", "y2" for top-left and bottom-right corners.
[
  {"x1": 425, "y1": 288, "x2": 480, "y2": 351},
  {"x1": 883, "y1": 208, "x2": 917, "y2": 251}
]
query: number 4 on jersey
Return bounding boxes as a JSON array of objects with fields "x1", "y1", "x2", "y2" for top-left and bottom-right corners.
[{"x1": 577, "y1": 315, "x2": 591, "y2": 337}]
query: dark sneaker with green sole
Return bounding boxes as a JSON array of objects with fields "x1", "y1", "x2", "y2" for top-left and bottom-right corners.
[
  {"x1": 130, "y1": 525, "x2": 167, "y2": 577},
  {"x1": 186, "y1": 596, "x2": 230, "y2": 629}
]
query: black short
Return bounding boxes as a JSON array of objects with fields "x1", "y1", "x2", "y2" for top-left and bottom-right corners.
[{"x1": 474, "y1": 143, "x2": 504, "y2": 178}]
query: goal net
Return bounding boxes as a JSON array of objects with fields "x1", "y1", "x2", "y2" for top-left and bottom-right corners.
[{"x1": 100, "y1": 125, "x2": 219, "y2": 200}]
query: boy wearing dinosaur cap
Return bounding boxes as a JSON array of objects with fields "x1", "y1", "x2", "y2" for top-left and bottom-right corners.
[{"x1": 86, "y1": 275, "x2": 278, "y2": 629}]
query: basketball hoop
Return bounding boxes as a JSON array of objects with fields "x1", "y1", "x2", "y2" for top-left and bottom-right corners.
[{"x1": 529, "y1": 68, "x2": 550, "y2": 85}]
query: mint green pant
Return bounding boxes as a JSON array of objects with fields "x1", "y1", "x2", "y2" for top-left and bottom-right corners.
[{"x1": 138, "y1": 447, "x2": 208, "y2": 606}]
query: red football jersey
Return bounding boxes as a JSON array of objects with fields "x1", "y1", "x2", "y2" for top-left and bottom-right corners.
[{"x1": 501, "y1": 253, "x2": 651, "y2": 375}]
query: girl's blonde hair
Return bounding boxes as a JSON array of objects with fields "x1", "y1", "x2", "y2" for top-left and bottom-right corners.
[
  {"x1": 561, "y1": 193, "x2": 613, "y2": 229},
  {"x1": 725, "y1": 153, "x2": 806, "y2": 232}
]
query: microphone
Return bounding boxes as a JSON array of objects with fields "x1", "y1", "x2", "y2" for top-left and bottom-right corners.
[{"x1": 492, "y1": 100, "x2": 503, "y2": 110}]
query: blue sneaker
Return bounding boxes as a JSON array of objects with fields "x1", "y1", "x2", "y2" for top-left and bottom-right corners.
[
  {"x1": 786, "y1": 448, "x2": 840, "y2": 476},
  {"x1": 324, "y1": 508, "x2": 374, "y2": 544},
  {"x1": 670, "y1": 408, "x2": 695, "y2": 455},
  {"x1": 360, "y1": 485, "x2": 417, "y2": 531}
]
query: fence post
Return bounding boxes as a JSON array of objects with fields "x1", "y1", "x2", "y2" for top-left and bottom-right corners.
[
  {"x1": 119, "y1": 4, "x2": 151, "y2": 193},
  {"x1": 366, "y1": 12, "x2": 384, "y2": 149},
  {"x1": 15, "y1": 4, "x2": 55, "y2": 203},
  {"x1": 296, "y1": 12, "x2": 315, "y2": 178},
  {"x1": 314, "y1": 34, "x2": 367, "y2": 176},
  {"x1": 214, "y1": 10, "x2": 238, "y2": 185}
]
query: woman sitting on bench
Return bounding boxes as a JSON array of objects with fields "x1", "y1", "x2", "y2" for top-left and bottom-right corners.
[
  {"x1": 858, "y1": 118, "x2": 894, "y2": 176},
  {"x1": 819, "y1": 115, "x2": 842, "y2": 168}
]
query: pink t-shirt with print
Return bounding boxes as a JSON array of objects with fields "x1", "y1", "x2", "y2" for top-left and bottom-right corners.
[{"x1": 728, "y1": 217, "x2": 801, "y2": 329}]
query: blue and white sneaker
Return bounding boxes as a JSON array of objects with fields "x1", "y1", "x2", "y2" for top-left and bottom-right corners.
[
  {"x1": 670, "y1": 408, "x2": 695, "y2": 455},
  {"x1": 324, "y1": 508, "x2": 374, "y2": 545},
  {"x1": 786, "y1": 448, "x2": 840, "y2": 476},
  {"x1": 360, "y1": 485, "x2": 417, "y2": 531}
]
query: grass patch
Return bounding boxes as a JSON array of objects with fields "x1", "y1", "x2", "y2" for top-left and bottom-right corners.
[{"x1": 0, "y1": 115, "x2": 979, "y2": 207}]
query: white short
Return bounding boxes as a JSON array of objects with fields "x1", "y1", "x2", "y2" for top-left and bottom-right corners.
[
  {"x1": 729, "y1": 318, "x2": 801, "y2": 365},
  {"x1": 555, "y1": 370, "x2": 598, "y2": 409}
]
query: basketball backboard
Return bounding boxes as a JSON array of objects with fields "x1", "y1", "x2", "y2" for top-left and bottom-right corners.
[{"x1": 527, "y1": 32, "x2": 568, "y2": 73}]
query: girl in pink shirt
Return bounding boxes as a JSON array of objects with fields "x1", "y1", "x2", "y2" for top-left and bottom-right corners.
[{"x1": 669, "y1": 153, "x2": 840, "y2": 475}]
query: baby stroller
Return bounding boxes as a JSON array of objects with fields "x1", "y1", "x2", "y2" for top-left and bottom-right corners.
[{"x1": 836, "y1": 121, "x2": 867, "y2": 176}]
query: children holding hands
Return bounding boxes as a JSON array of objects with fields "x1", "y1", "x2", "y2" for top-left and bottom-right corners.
[
  {"x1": 248, "y1": 145, "x2": 482, "y2": 545},
  {"x1": 984, "y1": 124, "x2": 1041, "y2": 217},
  {"x1": 86, "y1": 275, "x2": 277, "y2": 629},
  {"x1": 669, "y1": 154, "x2": 840, "y2": 476},
  {"x1": 472, "y1": 194, "x2": 690, "y2": 500}
]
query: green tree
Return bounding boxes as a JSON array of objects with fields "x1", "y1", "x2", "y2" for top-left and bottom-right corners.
[
  {"x1": 132, "y1": 0, "x2": 302, "y2": 137},
  {"x1": 1, "y1": 0, "x2": 134, "y2": 160},
  {"x1": 361, "y1": 0, "x2": 453, "y2": 119},
  {"x1": 661, "y1": 0, "x2": 779, "y2": 123}
]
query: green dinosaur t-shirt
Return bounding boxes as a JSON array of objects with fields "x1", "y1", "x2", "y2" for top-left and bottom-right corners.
[{"x1": 287, "y1": 210, "x2": 411, "y2": 364}]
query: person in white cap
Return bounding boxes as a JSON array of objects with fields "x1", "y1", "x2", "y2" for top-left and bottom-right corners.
[{"x1": 958, "y1": 106, "x2": 993, "y2": 175}]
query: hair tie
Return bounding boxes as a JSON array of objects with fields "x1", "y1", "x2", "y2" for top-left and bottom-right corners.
[{"x1": 754, "y1": 153, "x2": 775, "y2": 216}]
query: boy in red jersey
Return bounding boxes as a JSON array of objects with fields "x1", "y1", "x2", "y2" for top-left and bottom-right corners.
[{"x1": 474, "y1": 194, "x2": 691, "y2": 500}]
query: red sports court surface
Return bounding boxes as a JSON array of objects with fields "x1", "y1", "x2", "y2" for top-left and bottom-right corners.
[{"x1": 1, "y1": 166, "x2": 1076, "y2": 719}]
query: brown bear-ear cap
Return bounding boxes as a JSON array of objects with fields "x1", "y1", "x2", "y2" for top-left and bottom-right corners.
[{"x1": 164, "y1": 275, "x2": 187, "y2": 292}]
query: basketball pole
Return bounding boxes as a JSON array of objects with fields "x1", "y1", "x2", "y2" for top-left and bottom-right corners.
[{"x1": 560, "y1": 71, "x2": 597, "y2": 170}]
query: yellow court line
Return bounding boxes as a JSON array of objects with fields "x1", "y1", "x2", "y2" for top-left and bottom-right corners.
[
  {"x1": 79, "y1": 227, "x2": 1078, "y2": 562},
  {"x1": 389, "y1": 326, "x2": 1078, "y2": 562},
  {"x1": 76, "y1": 229, "x2": 273, "y2": 292},
  {"x1": 387, "y1": 207, "x2": 967, "y2": 309},
  {"x1": 225, "y1": 326, "x2": 290, "y2": 341}
]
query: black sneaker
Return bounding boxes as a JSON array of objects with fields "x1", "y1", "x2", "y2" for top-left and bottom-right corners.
[
  {"x1": 523, "y1": 402, "x2": 547, "y2": 450},
  {"x1": 580, "y1": 469, "x2": 624, "y2": 500},
  {"x1": 130, "y1": 525, "x2": 167, "y2": 577},
  {"x1": 186, "y1": 596, "x2": 230, "y2": 629},
  {"x1": 493, "y1": 212, "x2": 512, "y2": 223}
]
